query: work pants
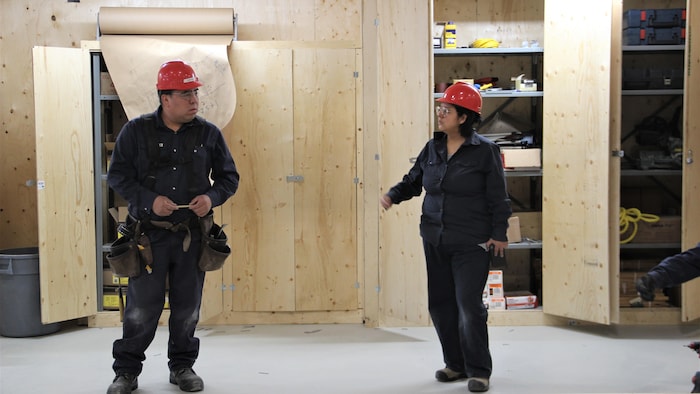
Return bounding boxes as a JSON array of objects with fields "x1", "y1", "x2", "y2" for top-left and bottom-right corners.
[
  {"x1": 423, "y1": 240, "x2": 492, "y2": 379},
  {"x1": 112, "y1": 228, "x2": 205, "y2": 375}
]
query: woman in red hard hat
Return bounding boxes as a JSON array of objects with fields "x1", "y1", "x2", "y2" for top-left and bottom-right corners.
[{"x1": 380, "y1": 82, "x2": 510, "y2": 393}]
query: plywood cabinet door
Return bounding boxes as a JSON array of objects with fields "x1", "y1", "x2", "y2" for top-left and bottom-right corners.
[
  {"x1": 681, "y1": 1, "x2": 700, "y2": 323},
  {"x1": 229, "y1": 45, "x2": 358, "y2": 312},
  {"x1": 33, "y1": 46, "x2": 97, "y2": 323},
  {"x1": 542, "y1": 1, "x2": 618, "y2": 325}
]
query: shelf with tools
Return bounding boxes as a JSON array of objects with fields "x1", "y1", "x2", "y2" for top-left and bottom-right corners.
[
  {"x1": 91, "y1": 51, "x2": 130, "y2": 312},
  {"x1": 433, "y1": 39, "x2": 545, "y2": 311},
  {"x1": 618, "y1": 7, "x2": 686, "y2": 309}
]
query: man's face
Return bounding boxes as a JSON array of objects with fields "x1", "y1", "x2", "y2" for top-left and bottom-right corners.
[{"x1": 163, "y1": 89, "x2": 199, "y2": 125}]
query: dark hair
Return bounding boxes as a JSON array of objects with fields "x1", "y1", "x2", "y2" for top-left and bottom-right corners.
[
  {"x1": 158, "y1": 90, "x2": 174, "y2": 105},
  {"x1": 453, "y1": 105, "x2": 481, "y2": 138}
]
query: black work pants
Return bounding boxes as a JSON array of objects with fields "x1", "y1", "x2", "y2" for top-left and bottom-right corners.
[
  {"x1": 112, "y1": 228, "x2": 205, "y2": 375},
  {"x1": 423, "y1": 240, "x2": 492, "y2": 379}
]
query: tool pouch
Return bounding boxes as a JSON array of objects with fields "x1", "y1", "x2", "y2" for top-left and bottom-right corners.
[
  {"x1": 106, "y1": 218, "x2": 151, "y2": 278},
  {"x1": 198, "y1": 213, "x2": 231, "y2": 271},
  {"x1": 106, "y1": 235, "x2": 142, "y2": 278}
]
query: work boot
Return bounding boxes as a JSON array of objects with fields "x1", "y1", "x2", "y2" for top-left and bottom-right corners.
[
  {"x1": 468, "y1": 377, "x2": 490, "y2": 392},
  {"x1": 435, "y1": 367, "x2": 467, "y2": 382},
  {"x1": 636, "y1": 275, "x2": 656, "y2": 301},
  {"x1": 106, "y1": 373, "x2": 138, "y2": 394},
  {"x1": 169, "y1": 367, "x2": 204, "y2": 392}
]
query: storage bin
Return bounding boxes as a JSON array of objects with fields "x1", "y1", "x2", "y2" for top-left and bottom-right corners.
[
  {"x1": 623, "y1": 27, "x2": 685, "y2": 45},
  {"x1": 0, "y1": 247, "x2": 61, "y2": 337},
  {"x1": 623, "y1": 9, "x2": 686, "y2": 29}
]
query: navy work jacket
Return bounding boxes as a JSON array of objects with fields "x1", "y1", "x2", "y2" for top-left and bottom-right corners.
[
  {"x1": 386, "y1": 131, "x2": 511, "y2": 246},
  {"x1": 107, "y1": 107, "x2": 240, "y2": 224}
]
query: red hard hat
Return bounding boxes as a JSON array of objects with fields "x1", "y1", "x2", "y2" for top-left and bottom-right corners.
[
  {"x1": 436, "y1": 82, "x2": 482, "y2": 114},
  {"x1": 156, "y1": 60, "x2": 202, "y2": 90}
]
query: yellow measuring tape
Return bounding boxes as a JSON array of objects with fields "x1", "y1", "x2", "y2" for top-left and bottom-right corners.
[{"x1": 619, "y1": 207, "x2": 660, "y2": 244}]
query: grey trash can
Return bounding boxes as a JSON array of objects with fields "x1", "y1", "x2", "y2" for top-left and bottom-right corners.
[{"x1": 0, "y1": 247, "x2": 61, "y2": 337}]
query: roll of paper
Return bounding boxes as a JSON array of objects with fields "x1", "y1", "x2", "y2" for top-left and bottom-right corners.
[{"x1": 97, "y1": 7, "x2": 236, "y2": 128}]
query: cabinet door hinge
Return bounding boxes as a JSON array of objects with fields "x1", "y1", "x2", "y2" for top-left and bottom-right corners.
[{"x1": 612, "y1": 150, "x2": 624, "y2": 158}]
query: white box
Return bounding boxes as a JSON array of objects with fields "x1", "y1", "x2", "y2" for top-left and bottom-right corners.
[
  {"x1": 489, "y1": 297, "x2": 506, "y2": 310},
  {"x1": 501, "y1": 148, "x2": 542, "y2": 169},
  {"x1": 505, "y1": 291, "x2": 538, "y2": 309},
  {"x1": 487, "y1": 270, "x2": 503, "y2": 285}
]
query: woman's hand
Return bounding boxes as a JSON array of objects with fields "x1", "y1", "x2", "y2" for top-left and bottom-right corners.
[{"x1": 380, "y1": 195, "x2": 393, "y2": 210}]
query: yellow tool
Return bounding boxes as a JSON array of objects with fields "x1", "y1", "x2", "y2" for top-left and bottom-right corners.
[
  {"x1": 137, "y1": 244, "x2": 153, "y2": 274},
  {"x1": 471, "y1": 38, "x2": 500, "y2": 48}
]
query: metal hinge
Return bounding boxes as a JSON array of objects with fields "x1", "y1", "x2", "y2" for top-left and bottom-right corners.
[
  {"x1": 611, "y1": 150, "x2": 624, "y2": 158},
  {"x1": 286, "y1": 175, "x2": 304, "y2": 183},
  {"x1": 353, "y1": 71, "x2": 359, "y2": 78}
]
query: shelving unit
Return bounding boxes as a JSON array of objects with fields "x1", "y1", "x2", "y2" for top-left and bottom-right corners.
[
  {"x1": 90, "y1": 51, "x2": 127, "y2": 311},
  {"x1": 433, "y1": 44, "x2": 545, "y2": 308},
  {"x1": 619, "y1": 36, "x2": 685, "y2": 308}
]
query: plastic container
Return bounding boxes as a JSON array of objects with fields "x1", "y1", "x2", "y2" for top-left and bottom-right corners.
[
  {"x1": 623, "y1": 27, "x2": 685, "y2": 45},
  {"x1": 623, "y1": 9, "x2": 686, "y2": 29},
  {"x1": 0, "y1": 247, "x2": 61, "y2": 337}
]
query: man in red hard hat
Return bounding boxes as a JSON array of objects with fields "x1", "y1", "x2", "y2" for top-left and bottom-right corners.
[
  {"x1": 106, "y1": 60, "x2": 239, "y2": 393},
  {"x1": 380, "y1": 82, "x2": 510, "y2": 393}
]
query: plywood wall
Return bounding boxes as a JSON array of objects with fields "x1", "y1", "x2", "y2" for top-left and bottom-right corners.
[
  {"x1": 0, "y1": 0, "x2": 361, "y2": 251},
  {"x1": 1, "y1": 0, "x2": 435, "y2": 327}
]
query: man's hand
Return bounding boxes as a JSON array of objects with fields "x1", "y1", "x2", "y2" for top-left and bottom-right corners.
[
  {"x1": 153, "y1": 195, "x2": 177, "y2": 216},
  {"x1": 485, "y1": 239, "x2": 508, "y2": 257},
  {"x1": 188, "y1": 194, "x2": 212, "y2": 217}
]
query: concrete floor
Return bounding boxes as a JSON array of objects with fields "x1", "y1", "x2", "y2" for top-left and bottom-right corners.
[{"x1": 1, "y1": 322, "x2": 700, "y2": 393}]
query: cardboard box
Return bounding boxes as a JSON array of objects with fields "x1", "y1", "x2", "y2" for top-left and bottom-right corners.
[
  {"x1": 487, "y1": 270, "x2": 503, "y2": 285},
  {"x1": 103, "y1": 287, "x2": 126, "y2": 310},
  {"x1": 100, "y1": 72, "x2": 117, "y2": 95},
  {"x1": 501, "y1": 148, "x2": 541, "y2": 169},
  {"x1": 507, "y1": 216, "x2": 522, "y2": 243},
  {"x1": 505, "y1": 291, "x2": 538, "y2": 309},
  {"x1": 488, "y1": 297, "x2": 506, "y2": 310},
  {"x1": 485, "y1": 283, "x2": 504, "y2": 298},
  {"x1": 103, "y1": 287, "x2": 169, "y2": 310},
  {"x1": 433, "y1": 23, "x2": 445, "y2": 49},
  {"x1": 103, "y1": 268, "x2": 128, "y2": 286},
  {"x1": 621, "y1": 216, "x2": 680, "y2": 243},
  {"x1": 108, "y1": 206, "x2": 129, "y2": 225},
  {"x1": 483, "y1": 270, "x2": 504, "y2": 305}
]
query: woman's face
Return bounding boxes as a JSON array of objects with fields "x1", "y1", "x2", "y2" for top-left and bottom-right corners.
[{"x1": 435, "y1": 103, "x2": 465, "y2": 133}]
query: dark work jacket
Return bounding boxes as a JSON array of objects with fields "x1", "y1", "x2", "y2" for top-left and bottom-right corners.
[
  {"x1": 386, "y1": 131, "x2": 511, "y2": 246},
  {"x1": 107, "y1": 107, "x2": 240, "y2": 224},
  {"x1": 648, "y1": 242, "x2": 700, "y2": 288}
]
